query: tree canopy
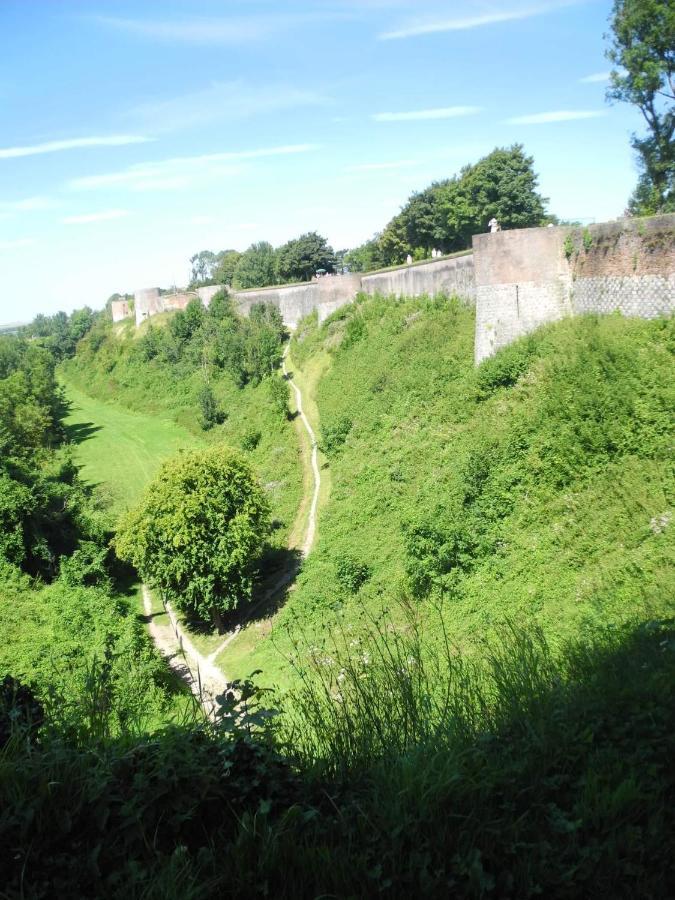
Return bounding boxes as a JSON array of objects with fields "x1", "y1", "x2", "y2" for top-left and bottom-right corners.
[
  {"x1": 276, "y1": 232, "x2": 337, "y2": 282},
  {"x1": 233, "y1": 242, "x2": 278, "y2": 290},
  {"x1": 606, "y1": 0, "x2": 675, "y2": 213},
  {"x1": 350, "y1": 145, "x2": 549, "y2": 268},
  {"x1": 116, "y1": 447, "x2": 271, "y2": 625}
]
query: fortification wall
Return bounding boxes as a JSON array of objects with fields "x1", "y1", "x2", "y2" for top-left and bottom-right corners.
[
  {"x1": 361, "y1": 252, "x2": 475, "y2": 303},
  {"x1": 132, "y1": 215, "x2": 672, "y2": 362},
  {"x1": 111, "y1": 300, "x2": 132, "y2": 323},
  {"x1": 233, "y1": 274, "x2": 362, "y2": 329},
  {"x1": 473, "y1": 215, "x2": 674, "y2": 363}
]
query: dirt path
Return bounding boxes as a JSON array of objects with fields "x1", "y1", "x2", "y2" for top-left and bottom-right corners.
[
  {"x1": 283, "y1": 344, "x2": 321, "y2": 558},
  {"x1": 142, "y1": 343, "x2": 321, "y2": 710},
  {"x1": 142, "y1": 585, "x2": 228, "y2": 720}
]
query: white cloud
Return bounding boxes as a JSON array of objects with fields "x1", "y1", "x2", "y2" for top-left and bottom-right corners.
[
  {"x1": 0, "y1": 238, "x2": 35, "y2": 250},
  {"x1": 63, "y1": 210, "x2": 130, "y2": 225},
  {"x1": 506, "y1": 110, "x2": 607, "y2": 124},
  {"x1": 378, "y1": 2, "x2": 579, "y2": 40},
  {"x1": 0, "y1": 135, "x2": 152, "y2": 160},
  {"x1": 69, "y1": 144, "x2": 320, "y2": 192},
  {"x1": 347, "y1": 159, "x2": 417, "y2": 171},
  {"x1": 0, "y1": 196, "x2": 55, "y2": 212},
  {"x1": 93, "y1": 12, "x2": 339, "y2": 45},
  {"x1": 579, "y1": 71, "x2": 611, "y2": 83},
  {"x1": 373, "y1": 106, "x2": 481, "y2": 122},
  {"x1": 129, "y1": 80, "x2": 323, "y2": 133}
]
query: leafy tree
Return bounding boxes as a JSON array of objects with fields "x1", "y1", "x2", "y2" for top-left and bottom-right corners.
[
  {"x1": 189, "y1": 250, "x2": 217, "y2": 285},
  {"x1": 352, "y1": 145, "x2": 548, "y2": 265},
  {"x1": 267, "y1": 375, "x2": 290, "y2": 420},
  {"x1": 116, "y1": 447, "x2": 271, "y2": 627},
  {"x1": 198, "y1": 384, "x2": 226, "y2": 430},
  {"x1": 344, "y1": 237, "x2": 386, "y2": 272},
  {"x1": 233, "y1": 242, "x2": 278, "y2": 290},
  {"x1": 606, "y1": 0, "x2": 675, "y2": 213},
  {"x1": 213, "y1": 250, "x2": 242, "y2": 285},
  {"x1": 276, "y1": 231, "x2": 337, "y2": 282}
]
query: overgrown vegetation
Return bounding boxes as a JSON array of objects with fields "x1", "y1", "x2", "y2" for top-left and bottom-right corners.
[
  {"x1": 4, "y1": 282, "x2": 674, "y2": 896},
  {"x1": 229, "y1": 294, "x2": 674, "y2": 688},
  {"x1": 1, "y1": 616, "x2": 673, "y2": 897},
  {"x1": 0, "y1": 333, "x2": 184, "y2": 736}
]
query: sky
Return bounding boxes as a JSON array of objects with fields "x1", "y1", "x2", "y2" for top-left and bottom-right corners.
[{"x1": 0, "y1": 0, "x2": 646, "y2": 322}]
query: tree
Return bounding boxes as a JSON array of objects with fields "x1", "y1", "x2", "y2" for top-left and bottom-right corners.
[
  {"x1": 276, "y1": 231, "x2": 337, "y2": 282},
  {"x1": 353, "y1": 145, "x2": 548, "y2": 265},
  {"x1": 116, "y1": 447, "x2": 271, "y2": 628},
  {"x1": 213, "y1": 250, "x2": 242, "y2": 285},
  {"x1": 233, "y1": 242, "x2": 278, "y2": 290},
  {"x1": 189, "y1": 250, "x2": 217, "y2": 285},
  {"x1": 606, "y1": 0, "x2": 675, "y2": 213}
]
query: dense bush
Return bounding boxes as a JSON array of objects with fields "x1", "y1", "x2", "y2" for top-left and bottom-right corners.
[{"x1": 116, "y1": 447, "x2": 271, "y2": 625}]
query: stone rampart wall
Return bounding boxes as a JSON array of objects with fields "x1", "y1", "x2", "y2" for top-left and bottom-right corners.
[
  {"x1": 473, "y1": 215, "x2": 674, "y2": 363},
  {"x1": 132, "y1": 214, "x2": 672, "y2": 363},
  {"x1": 232, "y1": 275, "x2": 363, "y2": 329},
  {"x1": 360, "y1": 252, "x2": 475, "y2": 303},
  {"x1": 111, "y1": 300, "x2": 132, "y2": 323}
]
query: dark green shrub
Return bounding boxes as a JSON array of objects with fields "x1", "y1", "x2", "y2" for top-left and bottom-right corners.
[
  {"x1": 321, "y1": 416, "x2": 352, "y2": 455},
  {"x1": 336, "y1": 555, "x2": 371, "y2": 594},
  {"x1": 475, "y1": 338, "x2": 535, "y2": 398},
  {"x1": 241, "y1": 428, "x2": 262, "y2": 451}
]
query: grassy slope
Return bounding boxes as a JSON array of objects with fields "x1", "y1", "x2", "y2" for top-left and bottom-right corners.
[
  {"x1": 62, "y1": 325, "x2": 303, "y2": 547},
  {"x1": 228, "y1": 295, "x2": 674, "y2": 691},
  {"x1": 61, "y1": 318, "x2": 304, "y2": 658},
  {"x1": 62, "y1": 381, "x2": 204, "y2": 519}
]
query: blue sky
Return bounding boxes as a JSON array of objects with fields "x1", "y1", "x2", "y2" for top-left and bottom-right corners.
[{"x1": 0, "y1": 0, "x2": 645, "y2": 321}]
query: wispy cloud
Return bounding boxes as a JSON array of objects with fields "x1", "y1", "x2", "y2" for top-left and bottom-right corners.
[
  {"x1": 378, "y1": 1, "x2": 578, "y2": 40},
  {"x1": 63, "y1": 210, "x2": 130, "y2": 225},
  {"x1": 129, "y1": 81, "x2": 323, "y2": 133},
  {"x1": 373, "y1": 106, "x2": 481, "y2": 122},
  {"x1": 93, "y1": 12, "x2": 339, "y2": 45},
  {"x1": 579, "y1": 71, "x2": 611, "y2": 83},
  {"x1": 506, "y1": 110, "x2": 606, "y2": 124},
  {"x1": 0, "y1": 238, "x2": 35, "y2": 250},
  {"x1": 0, "y1": 135, "x2": 152, "y2": 160},
  {"x1": 0, "y1": 196, "x2": 55, "y2": 213},
  {"x1": 69, "y1": 144, "x2": 320, "y2": 192},
  {"x1": 347, "y1": 159, "x2": 418, "y2": 171}
]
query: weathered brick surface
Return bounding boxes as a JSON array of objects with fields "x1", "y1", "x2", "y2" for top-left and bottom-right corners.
[{"x1": 473, "y1": 216, "x2": 674, "y2": 363}]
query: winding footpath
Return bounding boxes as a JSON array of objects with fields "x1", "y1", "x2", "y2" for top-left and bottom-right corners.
[{"x1": 144, "y1": 344, "x2": 321, "y2": 717}]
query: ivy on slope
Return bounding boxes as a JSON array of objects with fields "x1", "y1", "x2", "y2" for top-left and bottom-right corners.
[{"x1": 246, "y1": 294, "x2": 674, "y2": 686}]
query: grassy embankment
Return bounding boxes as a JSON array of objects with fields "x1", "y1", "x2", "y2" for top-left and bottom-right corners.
[
  {"x1": 3, "y1": 296, "x2": 674, "y2": 898},
  {"x1": 61, "y1": 312, "x2": 304, "y2": 659},
  {"x1": 223, "y1": 295, "x2": 674, "y2": 691}
]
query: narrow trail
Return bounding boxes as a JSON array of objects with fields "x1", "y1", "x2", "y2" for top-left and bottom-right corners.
[
  {"x1": 143, "y1": 586, "x2": 228, "y2": 720},
  {"x1": 283, "y1": 344, "x2": 321, "y2": 559},
  {"x1": 143, "y1": 343, "x2": 321, "y2": 713}
]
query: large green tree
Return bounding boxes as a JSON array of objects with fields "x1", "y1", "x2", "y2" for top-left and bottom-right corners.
[
  {"x1": 116, "y1": 447, "x2": 271, "y2": 628},
  {"x1": 352, "y1": 145, "x2": 548, "y2": 267},
  {"x1": 606, "y1": 0, "x2": 674, "y2": 213},
  {"x1": 276, "y1": 231, "x2": 337, "y2": 282},
  {"x1": 233, "y1": 242, "x2": 278, "y2": 290}
]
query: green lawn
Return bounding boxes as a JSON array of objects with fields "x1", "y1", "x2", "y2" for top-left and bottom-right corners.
[{"x1": 62, "y1": 380, "x2": 204, "y2": 519}]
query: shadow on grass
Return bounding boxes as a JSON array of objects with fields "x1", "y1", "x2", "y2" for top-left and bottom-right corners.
[
  {"x1": 64, "y1": 420, "x2": 103, "y2": 445},
  {"x1": 179, "y1": 547, "x2": 305, "y2": 636}
]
